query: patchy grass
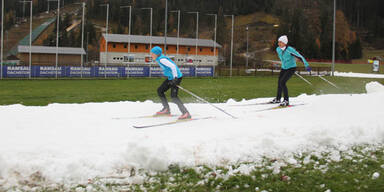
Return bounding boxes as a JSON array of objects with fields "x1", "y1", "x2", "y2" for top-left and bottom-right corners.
[{"x1": 3, "y1": 145, "x2": 383, "y2": 192}]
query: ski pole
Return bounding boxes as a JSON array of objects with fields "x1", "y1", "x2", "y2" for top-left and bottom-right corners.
[
  {"x1": 318, "y1": 75, "x2": 339, "y2": 89},
  {"x1": 294, "y1": 72, "x2": 313, "y2": 86},
  {"x1": 177, "y1": 85, "x2": 237, "y2": 119}
]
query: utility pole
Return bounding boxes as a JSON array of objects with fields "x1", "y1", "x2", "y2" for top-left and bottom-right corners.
[
  {"x1": 86, "y1": 32, "x2": 89, "y2": 64},
  {"x1": 55, "y1": 0, "x2": 60, "y2": 78},
  {"x1": 48, "y1": 0, "x2": 60, "y2": 78},
  {"x1": 187, "y1": 12, "x2": 199, "y2": 77},
  {"x1": 170, "y1": 10, "x2": 180, "y2": 56},
  {"x1": 1, "y1": 0, "x2": 4, "y2": 79},
  {"x1": 164, "y1": 0, "x2": 168, "y2": 55},
  {"x1": 20, "y1": 1, "x2": 33, "y2": 79},
  {"x1": 225, "y1": 14, "x2": 234, "y2": 77},
  {"x1": 81, "y1": 2, "x2": 85, "y2": 78},
  {"x1": 121, "y1": 5, "x2": 132, "y2": 78},
  {"x1": 100, "y1": 3, "x2": 109, "y2": 78},
  {"x1": 142, "y1": 8, "x2": 153, "y2": 77},
  {"x1": 120, "y1": 6, "x2": 132, "y2": 53},
  {"x1": 75, "y1": 2, "x2": 86, "y2": 78},
  {"x1": 207, "y1": 13, "x2": 217, "y2": 62},
  {"x1": 246, "y1": 25, "x2": 249, "y2": 68},
  {"x1": 47, "y1": 0, "x2": 50, "y2": 13},
  {"x1": 332, "y1": 0, "x2": 336, "y2": 76}
]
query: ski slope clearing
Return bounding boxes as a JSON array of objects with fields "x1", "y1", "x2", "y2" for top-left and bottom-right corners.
[{"x1": 0, "y1": 82, "x2": 384, "y2": 189}]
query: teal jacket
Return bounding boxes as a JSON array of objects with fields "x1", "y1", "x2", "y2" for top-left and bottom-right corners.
[
  {"x1": 156, "y1": 54, "x2": 183, "y2": 80},
  {"x1": 276, "y1": 46, "x2": 309, "y2": 69}
]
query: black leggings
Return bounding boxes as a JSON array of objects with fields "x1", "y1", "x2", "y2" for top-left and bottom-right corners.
[
  {"x1": 157, "y1": 78, "x2": 189, "y2": 114},
  {"x1": 276, "y1": 67, "x2": 296, "y2": 101}
]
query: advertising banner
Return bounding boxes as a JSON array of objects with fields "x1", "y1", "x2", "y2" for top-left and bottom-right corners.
[
  {"x1": 5, "y1": 66, "x2": 30, "y2": 78},
  {"x1": 2, "y1": 66, "x2": 214, "y2": 78}
]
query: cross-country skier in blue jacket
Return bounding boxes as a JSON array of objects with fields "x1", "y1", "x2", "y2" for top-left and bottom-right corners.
[
  {"x1": 269, "y1": 35, "x2": 311, "y2": 106},
  {"x1": 151, "y1": 46, "x2": 191, "y2": 120}
]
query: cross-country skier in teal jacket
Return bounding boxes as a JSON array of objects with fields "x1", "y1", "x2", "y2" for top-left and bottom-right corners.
[
  {"x1": 269, "y1": 35, "x2": 311, "y2": 106},
  {"x1": 151, "y1": 46, "x2": 191, "y2": 120}
]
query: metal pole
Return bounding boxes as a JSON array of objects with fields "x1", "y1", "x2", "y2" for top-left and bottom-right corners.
[
  {"x1": 23, "y1": 1, "x2": 25, "y2": 18},
  {"x1": 231, "y1": 15, "x2": 234, "y2": 77},
  {"x1": 196, "y1": 12, "x2": 199, "y2": 77},
  {"x1": 187, "y1": 12, "x2": 199, "y2": 77},
  {"x1": 150, "y1": 8, "x2": 152, "y2": 54},
  {"x1": 129, "y1": 6, "x2": 131, "y2": 53},
  {"x1": 142, "y1": 8, "x2": 153, "y2": 77},
  {"x1": 224, "y1": 15, "x2": 235, "y2": 77},
  {"x1": 207, "y1": 14, "x2": 218, "y2": 65},
  {"x1": 170, "y1": 10, "x2": 180, "y2": 56},
  {"x1": 128, "y1": 6, "x2": 131, "y2": 78},
  {"x1": 106, "y1": 4, "x2": 109, "y2": 79},
  {"x1": 224, "y1": 15, "x2": 234, "y2": 77},
  {"x1": 318, "y1": 75, "x2": 339, "y2": 89},
  {"x1": 246, "y1": 25, "x2": 249, "y2": 68},
  {"x1": 332, "y1": 0, "x2": 336, "y2": 76},
  {"x1": 121, "y1": 5, "x2": 132, "y2": 77},
  {"x1": 100, "y1": 4, "x2": 109, "y2": 78},
  {"x1": 177, "y1": 10, "x2": 180, "y2": 56},
  {"x1": 80, "y1": 2, "x2": 85, "y2": 78},
  {"x1": 56, "y1": 0, "x2": 60, "y2": 78},
  {"x1": 86, "y1": 32, "x2": 89, "y2": 64},
  {"x1": 1, "y1": 0, "x2": 4, "y2": 79},
  {"x1": 29, "y1": 1, "x2": 32, "y2": 79},
  {"x1": 177, "y1": 85, "x2": 237, "y2": 119},
  {"x1": 214, "y1": 14, "x2": 217, "y2": 58},
  {"x1": 295, "y1": 72, "x2": 313, "y2": 86},
  {"x1": 150, "y1": 8, "x2": 153, "y2": 77},
  {"x1": 164, "y1": 0, "x2": 168, "y2": 55}
]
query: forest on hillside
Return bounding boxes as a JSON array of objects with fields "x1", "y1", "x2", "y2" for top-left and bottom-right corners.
[{"x1": 1, "y1": 0, "x2": 384, "y2": 62}]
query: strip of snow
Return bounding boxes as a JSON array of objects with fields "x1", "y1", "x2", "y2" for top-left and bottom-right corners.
[
  {"x1": 0, "y1": 82, "x2": 383, "y2": 188},
  {"x1": 334, "y1": 71, "x2": 384, "y2": 79}
]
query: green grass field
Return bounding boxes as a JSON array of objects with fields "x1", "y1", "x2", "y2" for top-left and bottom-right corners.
[{"x1": 1, "y1": 76, "x2": 383, "y2": 106}]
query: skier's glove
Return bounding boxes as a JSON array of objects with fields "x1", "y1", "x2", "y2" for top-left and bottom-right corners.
[
  {"x1": 169, "y1": 78, "x2": 178, "y2": 87},
  {"x1": 306, "y1": 66, "x2": 312, "y2": 72}
]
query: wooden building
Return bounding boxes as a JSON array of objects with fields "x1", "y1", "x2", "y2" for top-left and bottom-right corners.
[
  {"x1": 18, "y1": 45, "x2": 86, "y2": 66},
  {"x1": 100, "y1": 34, "x2": 222, "y2": 66}
]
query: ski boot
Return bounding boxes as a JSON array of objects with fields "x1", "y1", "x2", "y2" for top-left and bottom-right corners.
[
  {"x1": 178, "y1": 112, "x2": 191, "y2": 120},
  {"x1": 279, "y1": 100, "x2": 289, "y2": 107},
  {"x1": 156, "y1": 108, "x2": 171, "y2": 116},
  {"x1": 268, "y1": 98, "x2": 281, "y2": 104}
]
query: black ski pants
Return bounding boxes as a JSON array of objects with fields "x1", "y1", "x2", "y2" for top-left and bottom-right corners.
[
  {"x1": 276, "y1": 67, "x2": 296, "y2": 102},
  {"x1": 157, "y1": 77, "x2": 189, "y2": 114}
]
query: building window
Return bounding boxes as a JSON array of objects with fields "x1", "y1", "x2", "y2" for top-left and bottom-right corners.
[
  {"x1": 166, "y1": 46, "x2": 169, "y2": 50},
  {"x1": 113, "y1": 44, "x2": 116, "y2": 48},
  {"x1": 200, "y1": 48, "x2": 203, "y2": 52},
  {"x1": 145, "y1": 45, "x2": 149, "y2": 50},
  {"x1": 135, "y1": 45, "x2": 138, "y2": 49},
  {"x1": 188, "y1": 47, "x2": 191, "y2": 51},
  {"x1": 211, "y1": 48, "x2": 214, "y2": 52},
  {"x1": 124, "y1": 44, "x2": 128, "y2": 48}
]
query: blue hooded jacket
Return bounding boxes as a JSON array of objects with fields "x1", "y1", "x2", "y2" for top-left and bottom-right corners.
[
  {"x1": 276, "y1": 46, "x2": 309, "y2": 70},
  {"x1": 155, "y1": 55, "x2": 183, "y2": 80},
  {"x1": 151, "y1": 46, "x2": 183, "y2": 80}
]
